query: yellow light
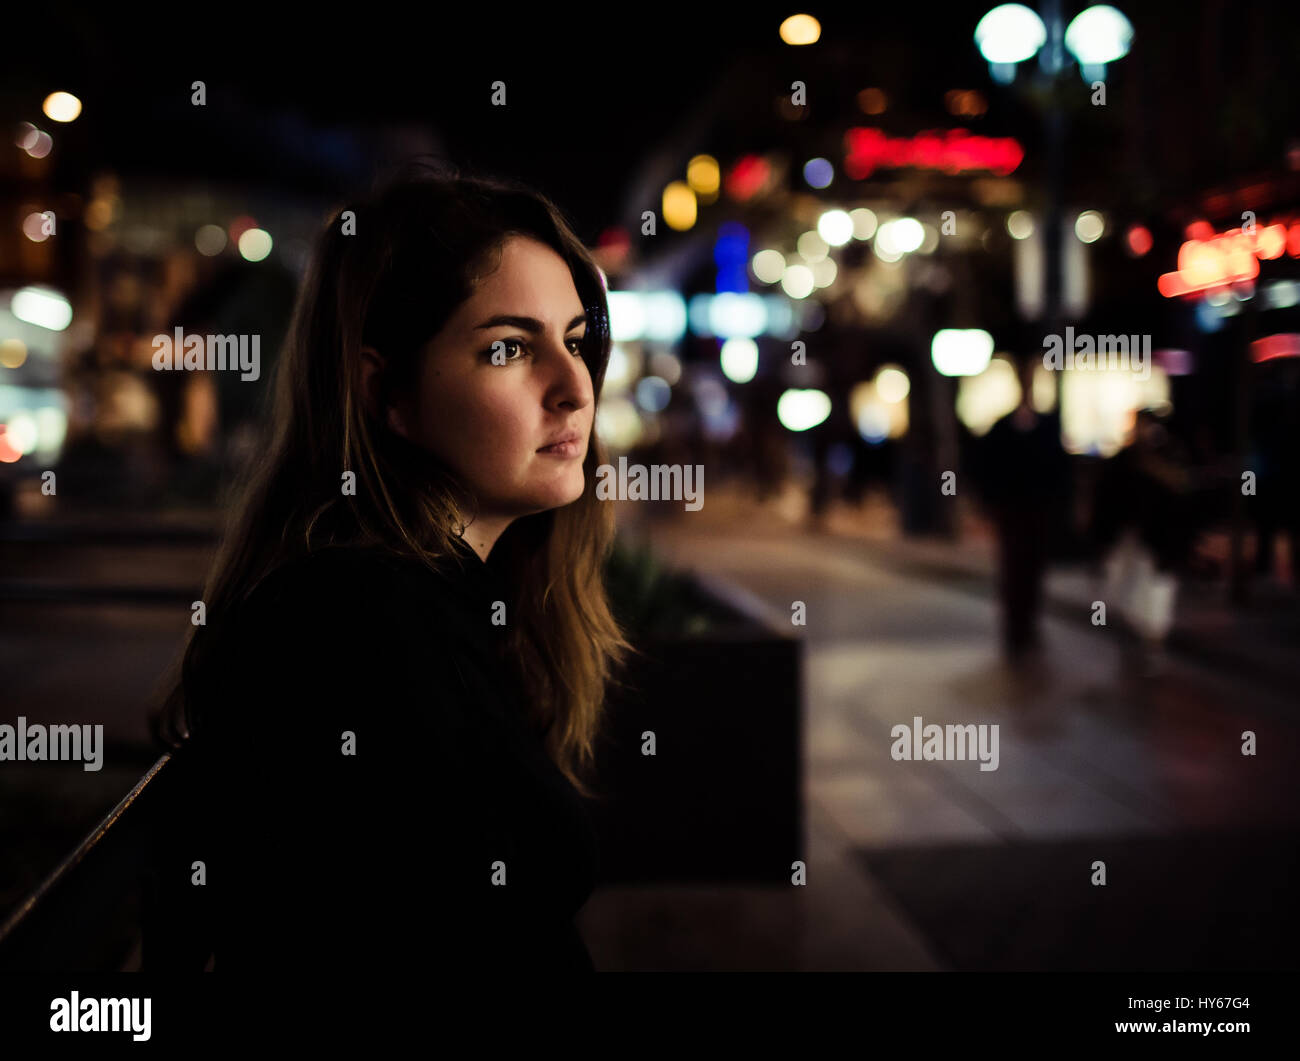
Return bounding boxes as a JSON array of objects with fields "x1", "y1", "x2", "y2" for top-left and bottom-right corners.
[
  {"x1": 850, "y1": 207, "x2": 878, "y2": 240},
  {"x1": 1061, "y1": 364, "x2": 1168, "y2": 456},
  {"x1": 687, "y1": 155, "x2": 720, "y2": 197},
  {"x1": 780, "y1": 14, "x2": 821, "y2": 45},
  {"x1": 601, "y1": 344, "x2": 641, "y2": 395},
  {"x1": 1075, "y1": 210, "x2": 1105, "y2": 244},
  {"x1": 1007, "y1": 210, "x2": 1034, "y2": 240},
  {"x1": 662, "y1": 182, "x2": 697, "y2": 231},
  {"x1": 956, "y1": 357, "x2": 1021, "y2": 436},
  {"x1": 238, "y1": 228, "x2": 273, "y2": 262},
  {"x1": 752, "y1": 249, "x2": 786, "y2": 284},
  {"x1": 0, "y1": 339, "x2": 28, "y2": 369},
  {"x1": 797, "y1": 230, "x2": 828, "y2": 262},
  {"x1": 84, "y1": 199, "x2": 114, "y2": 231},
  {"x1": 781, "y1": 264, "x2": 815, "y2": 299},
  {"x1": 1032, "y1": 362, "x2": 1057, "y2": 412},
  {"x1": 849, "y1": 381, "x2": 909, "y2": 441},
  {"x1": 811, "y1": 259, "x2": 837, "y2": 289},
  {"x1": 6, "y1": 412, "x2": 39, "y2": 455},
  {"x1": 874, "y1": 365, "x2": 910, "y2": 402},
  {"x1": 595, "y1": 397, "x2": 643, "y2": 450},
  {"x1": 857, "y1": 88, "x2": 888, "y2": 115},
  {"x1": 43, "y1": 92, "x2": 82, "y2": 123}
]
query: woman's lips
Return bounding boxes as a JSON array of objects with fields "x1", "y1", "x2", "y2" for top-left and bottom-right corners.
[{"x1": 537, "y1": 439, "x2": 582, "y2": 458}]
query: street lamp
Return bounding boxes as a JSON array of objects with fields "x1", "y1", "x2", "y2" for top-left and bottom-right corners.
[
  {"x1": 973, "y1": 1, "x2": 1134, "y2": 388},
  {"x1": 975, "y1": 4, "x2": 1048, "y2": 82},
  {"x1": 976, "y1": 3, "x2": 1133, "y2": 82},
  {"x1": 1065, "y1": 5, "x2": 1134, "y2": 83}
]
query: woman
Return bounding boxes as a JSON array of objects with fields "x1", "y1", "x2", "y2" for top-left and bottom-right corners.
[
  {"x1": 1093, "y1": 408, "x2": 1195, "y2": 676},
  {"x1": 152, "y1": 160, "x2": 636, "y2": 972}
]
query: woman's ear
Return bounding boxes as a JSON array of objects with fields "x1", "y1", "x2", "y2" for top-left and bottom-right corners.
[{"x1": 360, "y1": 345, "x2": 409, "y2": 439}]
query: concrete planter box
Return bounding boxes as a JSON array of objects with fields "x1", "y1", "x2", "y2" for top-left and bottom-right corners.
[{"x1": 588, "y1": 574, "x2": 803, "y2": 886}]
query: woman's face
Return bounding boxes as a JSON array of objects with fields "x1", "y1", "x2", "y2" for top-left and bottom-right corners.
[{"x1": 388, "y1": 235, "x2": 595, "y2": 537}]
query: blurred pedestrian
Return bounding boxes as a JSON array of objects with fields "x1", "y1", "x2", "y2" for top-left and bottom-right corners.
[
  {"x1": 972, "y1": 357, "x2": 1070, "y2": 668},
  {"x1": 1092, "y1": 408, "x2": 1197, "y2": 675}
]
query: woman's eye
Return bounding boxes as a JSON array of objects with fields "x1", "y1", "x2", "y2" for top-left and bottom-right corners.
[
  {"x1": 487, "y1": 337, "x2": 586, "y2": 363},
  {"x1": 488, "y1": 338, "x2": 526, "y2": 362}
]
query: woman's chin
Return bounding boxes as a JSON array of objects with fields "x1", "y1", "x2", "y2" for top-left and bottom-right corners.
[
  {"x1": 500, "y1": 479, "x2": 582, "y2": 515},
  {"x1": 536, "y1": 476, "x2": 586, "y2": 511}
]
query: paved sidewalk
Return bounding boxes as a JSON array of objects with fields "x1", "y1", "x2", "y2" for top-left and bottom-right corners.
[
  {"x1": 845, "y1": 527, "x2": 1300, "y2": 700},
  {"x1": 618, "y1": 481, "x2": 1300, "y2": 698},
  {"x1": 604, "y1": 486, "x2": 1300, "y2": 969}
]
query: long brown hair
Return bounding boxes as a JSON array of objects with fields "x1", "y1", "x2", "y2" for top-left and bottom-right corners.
[{"x1": 154, "y1": 158, "x2": 637, "y2": 797}]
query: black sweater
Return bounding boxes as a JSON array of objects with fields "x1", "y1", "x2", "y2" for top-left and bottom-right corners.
[{"x1": 180, "y1": 537, "x2": 598, "y2": 972}]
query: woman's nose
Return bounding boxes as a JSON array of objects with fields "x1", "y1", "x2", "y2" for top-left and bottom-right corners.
[{"x1": 543, "y1": 337, "x2": 593, "y2": 406}]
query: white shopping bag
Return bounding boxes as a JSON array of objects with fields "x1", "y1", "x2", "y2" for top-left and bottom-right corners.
[{"x1": 1103, "y1": 530, "x2": 1178, "y2": 641}]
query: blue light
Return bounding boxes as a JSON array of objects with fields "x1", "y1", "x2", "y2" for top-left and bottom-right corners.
[
  {"x1": 635, "y1": 376, "x2": 672, "y2": 413},
  {"x1": 714, "y1": 222, "x2": 751, "y2": 294},
  {"x1": 803, "y1": 157, "x2": 834, "y2": 189},
  {"x1": 1194, "y1": 297, "x2": 1225, "y2": 333},
  {"x1": 716, "y1": 263, "x2": 749, "y2": 294},
  {"x1": 714, "y1": 223, "x2": 749, "y2": 265}
]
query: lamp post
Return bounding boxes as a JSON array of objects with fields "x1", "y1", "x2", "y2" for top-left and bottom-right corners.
[{"x1": 975, "y1": 3, "x2": 1133, "y2": 371}]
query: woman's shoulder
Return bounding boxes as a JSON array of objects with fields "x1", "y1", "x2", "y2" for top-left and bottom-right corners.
[
  {"x1": 209, "y1": 546, "x2": 433, "y2": 678},
  {"x1": 232, "y1": 545, "x2": 453, "y2": 631},
  {"x1": 245, "y1": 544, "x2": 409, "y2": 601},
  {"x1": 194, "y1": 545, "x2": 475, "y2": 745}
]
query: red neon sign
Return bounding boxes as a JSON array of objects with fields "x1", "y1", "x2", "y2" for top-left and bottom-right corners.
[
  {"x1": 1252, "y1": 334, "x2": 1300, "y2": 362},
  {"x1": 1158, "y1": 221, "x2": 1299, "y2": 298},
  {"x1": 843, "y1": 128, "x2": 1023, "y2": 179}
]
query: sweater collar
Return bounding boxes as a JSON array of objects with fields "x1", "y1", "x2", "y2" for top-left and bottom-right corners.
[
  {"x1": 439, "y1": 536, "x2": 539, "y2": 730},
  {"x1": 412, "y1": 534, "x2": 516, "y2": 628},
  {"x1": 447, "y1": 533, "x2": 504, "y2": 588}
]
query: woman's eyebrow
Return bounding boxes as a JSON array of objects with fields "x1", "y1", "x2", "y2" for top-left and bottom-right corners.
[{"x1": 473, "y1": 313, "x2": 588, "y2": 332}]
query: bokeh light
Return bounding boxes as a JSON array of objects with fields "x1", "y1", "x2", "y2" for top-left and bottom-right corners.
[
  {"x1": 779, "y1": 14, "x2": 821, "y2": 45},
  {"x1": 237, "y1": 228, "x2": 273, "y2": 262},
  {"x1": 42, "y1": 92, "x2": 82, "y2": 122},
  {"x1": 720, "y1": 337, "x2": 759, "y2": 383}
]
